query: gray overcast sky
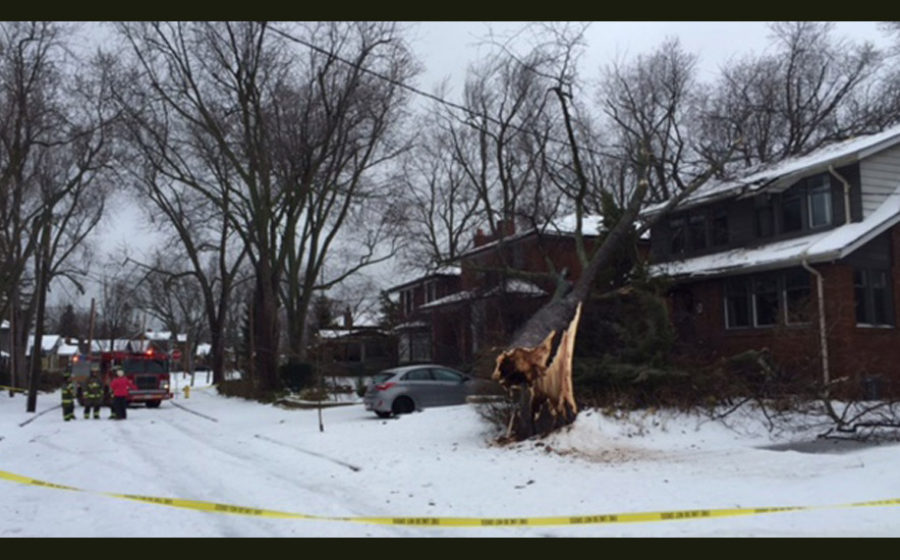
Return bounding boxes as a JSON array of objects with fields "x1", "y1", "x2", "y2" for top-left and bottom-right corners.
[
  {"x1": 408, "y1": 21, "x2": 892, "y2": 93},
  {"x1": 64, "y1": 21, "x2": 896, "y2": 308}
]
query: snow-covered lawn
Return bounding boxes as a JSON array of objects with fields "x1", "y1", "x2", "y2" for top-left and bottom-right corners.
[{"x1": 2, "y1": 373, "x2": 899, "y2": 537}]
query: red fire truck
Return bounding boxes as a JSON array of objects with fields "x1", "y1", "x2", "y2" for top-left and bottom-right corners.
[{"x1": 72, "y1": 348, "x2": 173, "y2": 408}]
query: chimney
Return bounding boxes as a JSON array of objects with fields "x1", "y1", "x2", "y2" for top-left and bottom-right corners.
[
  {"x1": 498, "y1": 219, "x2": 515, "y2": 237},
  {"x1": 343, "y1": 308, "x2": 353, "y2": 328},
  {"x1": 474, "y1": 228, "x2": 488, "y2": 248}
]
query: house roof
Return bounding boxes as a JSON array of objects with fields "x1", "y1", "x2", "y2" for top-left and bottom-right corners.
[
  {"x1": 650, "y1": 182, "x2": 900, "y2": 280},
  {"x1": 387, "y1": 266, "x2": 461, "y2": 293},
  {"x1": 645, "y1": 124, "x2": 900, "y2": 215},
  {"x1": 57, "y1": 343, "x2": 80, "y2": 356},
  {"x1": 144, "y1": 331, "x2": 188, "y2": 343},
  {"x1": 26, "y1": 334, "x2": 61, "y2": 356},
  {"x1": 458, "y1": 213, "x2": 604, "y2": 259},
  {"x1": 90, "y1": 339, "x2": 151, "y2": 353},
  {"x1": 419, "y1": 278, "x2": 547, "y2": 310}
]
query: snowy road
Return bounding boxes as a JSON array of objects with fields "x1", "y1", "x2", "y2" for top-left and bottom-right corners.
[{"x1": 3, "y1": 380, "x2": 900, "y2": 537}]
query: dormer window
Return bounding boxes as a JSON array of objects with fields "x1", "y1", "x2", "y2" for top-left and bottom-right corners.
[
  {"x1": 711, "y1": 210, "x2": 729, "y2": 246},
  {"x1": 781, "y1": 193, "x2": 803, "y2": 233},
  {"x1": 754, "y1": 198, "x2": 774, "y2": 238},
  {"x1": 688, "y1": 215, "x2": 707, "y2": 251},
  {"x1": 808, "y1": 175, "x2": 832, "y2": 228},
  {"x1": 670, "y1": 217, "x2": 686, "y2": 255}
]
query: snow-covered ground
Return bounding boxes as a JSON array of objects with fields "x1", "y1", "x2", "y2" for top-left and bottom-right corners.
[{"x1": 2, "y1": 373, "x2": 899, "y2": 537}]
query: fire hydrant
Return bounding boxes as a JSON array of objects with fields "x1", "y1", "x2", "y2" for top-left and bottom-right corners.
[{"x1": 183, "y1": 385, "x2": 190, "y2": 399}]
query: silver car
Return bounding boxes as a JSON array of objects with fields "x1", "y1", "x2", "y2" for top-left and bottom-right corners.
[{"x1": 363, "y1": 364, "x2": 471, "y2": 418}]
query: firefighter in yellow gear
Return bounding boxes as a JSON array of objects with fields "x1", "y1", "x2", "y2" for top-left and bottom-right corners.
[
  {"x1": 61, "y1": 372, "x2": 76, "y2": 421},
  {"x1": 83, "y1": 369, "x2": 104, "y2": 419}
]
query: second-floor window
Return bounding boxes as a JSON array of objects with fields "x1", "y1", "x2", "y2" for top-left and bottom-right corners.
[
  {"x1": 402, "y1": 289, "x2": 414, "y2": 315},
  {"x1": 689, "y1": 215, "x2": 707, "y2": 251},
  {"x1": 808, "y1": 175, "x2": 832, "y2": 229},
  {"x1": 425, "y1": 281, "x2": 437, "y2": 303},
  {"x1": 668, "y1": 210, "x2": 728, "y2": 257},
  {"x1": 781, "y1": 193, "x2": 803, "y2": 233}
]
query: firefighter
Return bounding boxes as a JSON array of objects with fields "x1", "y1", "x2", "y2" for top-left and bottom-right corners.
[
  {"x1": 83, "y1": 367, "x2": 103, "y2": 419},
  {"x1": 109, "y1": 369, "x2": 137, "y2": 420},
  {"x1": 61, "y1": 371, "x2": 76, "y2": 422}
]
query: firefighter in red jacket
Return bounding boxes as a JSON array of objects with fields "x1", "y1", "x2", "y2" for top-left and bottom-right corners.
[{"x1": 109, "y1": 369, "x2": 137, "y2": 420}]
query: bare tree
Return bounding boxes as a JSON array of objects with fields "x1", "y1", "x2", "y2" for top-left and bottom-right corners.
[
  {"x1": 132, "y1": 251, "x2": 209, "y2": 382},
  {"x1": 116, "y1": 22, "x2": 417, "y2": 392},
  {"x1": 95, "y1": 260, "x2": 140, "y2": 350},
  {"x1": 699, "y1": 22, "x2": 885, "y2": 170},
  {"x1": 0, "y1": 23, "x2": 115, "y2": 411},
  {"x1": 395, "y1": 112, "x2": 483, "y2": 270}
]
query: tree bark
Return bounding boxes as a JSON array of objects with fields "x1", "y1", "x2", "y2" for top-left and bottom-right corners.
[{"x1": 492, "y1": 302, "x2": 582, "y2": 441}]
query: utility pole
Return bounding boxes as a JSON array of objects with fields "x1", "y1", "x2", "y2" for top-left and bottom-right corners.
[{"x1": 87, "y1": 298, "x2": 95, "y2": 356}]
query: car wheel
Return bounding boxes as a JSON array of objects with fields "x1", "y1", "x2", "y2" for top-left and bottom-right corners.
[
  {"x1": 146, "y1": 401, "x2": 161, "y2": 408},
  {"x1": 391, "y1": 396, "x2": 415, "y2": 415},
  {"x1": 375, "y1": 411, "x2": 391, "y2": 419}
]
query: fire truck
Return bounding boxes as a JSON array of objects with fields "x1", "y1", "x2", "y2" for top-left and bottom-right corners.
[{"x1": 71, "y1": 348, "x2": 173, "y2": 408}]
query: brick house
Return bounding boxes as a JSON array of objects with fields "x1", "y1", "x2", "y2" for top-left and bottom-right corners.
[
  {"x1": 389, "y1": 266, "x2": 463, "y2": 365},
  {"x1": 647, "y1": 125, "x2": 900, "y2": 398},
  {"x1": 393, "y1": 216, "x2": 605, "y2": 370}
]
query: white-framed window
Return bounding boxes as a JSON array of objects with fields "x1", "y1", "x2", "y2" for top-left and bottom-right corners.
[
  {"x1": 402, "y1": 289, "x2": 414, "y2": 315},
  {"x1": 855, "y1": 268, "x2": 894, "y2": 327},
  {"x1": 783, "y1": 269, "x2": 812, "y2": 325},
  {"x1": 808, "y1": 175, "x2": 832, "y2": 228}
]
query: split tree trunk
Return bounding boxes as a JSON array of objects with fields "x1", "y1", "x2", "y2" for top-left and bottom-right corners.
[{"x1": 492, "y1": 300, "x2": 582, "y2": 441}]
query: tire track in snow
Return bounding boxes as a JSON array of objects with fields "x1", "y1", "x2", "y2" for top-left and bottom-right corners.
[
  {"x1": 253, "y1": 434, "x2": 361, "y2": 472},
  {"x1": 147, "y1": 402, "x2": 416, "y2": 535},
  {"x1": 147, "y1": 402, "x2": 419, "y2": 537},
  {"x1": 112, "y1": 419, "x2": 278, "y2": 537}
]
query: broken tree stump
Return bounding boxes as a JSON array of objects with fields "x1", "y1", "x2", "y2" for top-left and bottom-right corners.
[{"x1": 492, "y1": 302, "x2": 582, "y2": 441}]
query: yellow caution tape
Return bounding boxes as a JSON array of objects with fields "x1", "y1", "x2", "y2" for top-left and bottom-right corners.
[
  {"x1": 1, "y1": 385, "x2": 27, "y2": 393},
  {"x1": 2, "y1": 468, "x2": 900, "y2": 527}
]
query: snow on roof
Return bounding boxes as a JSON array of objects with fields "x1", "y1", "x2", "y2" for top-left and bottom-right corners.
[
  {"x1": 459, "y1": 212, "x2": 605, "y2": 259},
  {"x1": 489, "y1": 279, "x2": 547, "y2": 297},
  {"x1": 646, "y1": 124, "x2": 900, "y2": 214},
  {"x1": 394, "y1": 320, "x2": 428, "y2": 330},
  {"x1": 143, "y1": 331, "x2": 188, "y2": 343},
  {"x1": 1, "y1": 319, "x2": 8, "y2": 329},
  {"x1": 543, "y1": 213, "x2": 604, "y2": 236},
  {"x1": 195, "y1": 343, "x2": 211, "y2": 356},
  {"x1": 419, "y1": 290, "x2": 476, "y2": 310},
  {"x1": 420, "y1": 279, "x2": 546, "y2": 310},
  {"x1": 388, "y1": 266, "x2": 462, "y2": 293},
  {"x1": 91, "y1": 339, "x2": 146, "y2": 352},
  {"x1": 651, "y1": 182, "x2": 900, "y2": 279},
  {"x1": 57, "y1": 343, "x2": 80, "y2": 356},
  {"x1": 26, "y1": 334, "x2": 61, "y2": 355},
  {"x1": 144, "y1": 331, "x2": 172, "y2": 341}
]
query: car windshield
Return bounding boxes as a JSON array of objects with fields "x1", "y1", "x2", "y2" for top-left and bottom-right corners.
[{"x1": 122, "y1": 358, "x2": 169, "y2": 374}]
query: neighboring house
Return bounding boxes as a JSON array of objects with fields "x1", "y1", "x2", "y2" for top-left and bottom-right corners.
[
  {"x1": 394, "y1": 216, "x2": 607, "y2": 370},
  {"x1": 647, "y1": 124, "x2": 900, "y2": 398},
  {"x1": 389, "y1": 266, "x2": 463, "y2": 364},
  {"x1": 26, "y1": 334, "x2": 64, "y2": 373},
  {"x1": 313, "y1": 311, "x2": 395, "y2": 377}
]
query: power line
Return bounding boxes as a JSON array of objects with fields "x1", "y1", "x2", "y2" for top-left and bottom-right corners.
[{"x1": 270, "y1": 25, "x2": 617, "y2": 162}]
